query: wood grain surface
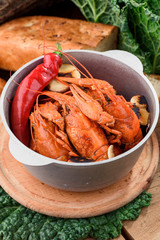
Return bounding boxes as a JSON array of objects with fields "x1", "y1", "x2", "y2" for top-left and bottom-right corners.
[
  {"x1": 0, "y1": 0, "x2": 57, "y2": 24},
  {"x1": 0, "y1": 117, "x2": 159, "y2": 220},
  {"x1": 0, "y1": 1, "x2": 160, "y2": 238},
  {"x1": 0, "y1": 117, "x2": 130, "y2": 240},
  {"x1": 121, "y1": 118, "x2": 160, "y2": 240},
  {"x1": 0, "y1": 83, "x2": 159, "y2": 239},
  {"x1": 86, "y1": 237, "x2": 125, "y2": 240}
]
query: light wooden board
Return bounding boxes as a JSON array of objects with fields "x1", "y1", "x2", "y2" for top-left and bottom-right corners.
[
  {"x1": 122, "y1": 120, "x2": 160, "y2": 240},
  {"x1": 0, "y1": 118, "x2": 159, "y2": 219},
  {"x1": 86, "y1": 237, "x2": 125, "y2": 240}
]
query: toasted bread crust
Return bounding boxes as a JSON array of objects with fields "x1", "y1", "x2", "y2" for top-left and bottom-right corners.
[
  {"x1": 0, "y1": 16, "x2": 118, "y2": 71},
  {"x1": 0, "y1": 77, "x2": 6, "y2": 94}
]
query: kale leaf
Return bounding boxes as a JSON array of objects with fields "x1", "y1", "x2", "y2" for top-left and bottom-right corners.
[
  {"x1": 115, "y1": 7, "x2": 152, "y2": 74},
  {"x1": 147, "y1": 0, "x2": 160, "y2": 16},
  {"x1": 0, "y1": 187, "x2": 151, "y2": 240},
  {"x1": 126, "y1": 0, "x2": 160, "y2": 74},
  {"x1": 72, "y1": 0, "x2": 160, "y2": 74},
  {"x1": 72, "y1": 0, "x2": 120, "y2": 23}
]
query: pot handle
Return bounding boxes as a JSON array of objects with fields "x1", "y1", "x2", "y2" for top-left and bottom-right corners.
[
  {"x1": 102, "y1": 50, "x2": 143, "y2": 74},
  {"x1": 8, "y1": 137, "x2": 56, "y2": 166}
]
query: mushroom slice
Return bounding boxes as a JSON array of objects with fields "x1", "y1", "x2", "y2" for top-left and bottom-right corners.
[
  {"x1": 138, "y1": 108, "x2": 150, "y2": 126},
  {"x1": 130, "y1": 95, "x2": 148, "y2": 108},
  {"x1": 131, "y1": 95, "x2": 150, "y2": 126},
  {"x1": 48, "y1": 64, "x2": 81, "y2": 92}
]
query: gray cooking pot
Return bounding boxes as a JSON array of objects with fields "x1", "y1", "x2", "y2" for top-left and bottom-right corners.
[{"x1": 0, "y1": 50, "x2": 159, "y2": 192}]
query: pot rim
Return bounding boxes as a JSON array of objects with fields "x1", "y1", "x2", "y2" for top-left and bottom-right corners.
[{"x1": 0, "y1": 50, "x2": 159, "y2": 167}]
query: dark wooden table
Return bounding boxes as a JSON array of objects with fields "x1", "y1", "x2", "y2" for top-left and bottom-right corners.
[
  {"x1": 0, "y1": 1, "x2": 160, "y2": 238},
  {"x1": 86, "y1": 117, "x2": 160, "y2": 238}
]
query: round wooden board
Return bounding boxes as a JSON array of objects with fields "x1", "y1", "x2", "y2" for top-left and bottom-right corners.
[{"x1": 0, "y1": 118, "x2": 159, "y2": 218}]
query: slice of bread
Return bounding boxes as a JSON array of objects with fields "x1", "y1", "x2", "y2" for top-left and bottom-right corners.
[
  {"x1": 145, "y1": 74, "x2": 160, "y2": 103},
  {"x1": 0, "y1": 77, "x2": 6, "y2": 94},
  {"x1": 0, "y1": 16, "x2": 119, "y2": 71}
]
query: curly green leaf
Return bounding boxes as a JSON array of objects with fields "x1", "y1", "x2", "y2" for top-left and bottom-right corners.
[{"x1": 0, "y1": 186, "x2": 152, "y2": 240}]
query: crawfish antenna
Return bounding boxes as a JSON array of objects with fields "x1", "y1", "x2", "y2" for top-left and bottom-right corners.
[{"x1": 41, "y1": 21, "x2": 46, "y2": 56}]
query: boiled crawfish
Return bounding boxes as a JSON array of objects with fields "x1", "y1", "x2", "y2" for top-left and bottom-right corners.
[
  {"x1": 56, "y1": 77, "x2": 143, "y2": 150},
  {"x1": 29, "y1": 73, "x2": 144, "y2": 162},
  {"x1": 32, "y1": 91, "x2": 117, "y2": 161},
  {"x1": 30, "y1": 101, "x2": 77, "y2": 161}
]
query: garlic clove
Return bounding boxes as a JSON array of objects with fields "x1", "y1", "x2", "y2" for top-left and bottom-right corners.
[
  {"x1": 48, "y1": 79, "x2": 69, "y2": 93},
  {"x1": 108, "y1": 145, "x2": 115, "y2": 159},
  {"x1": 48, "y1": 64, "x2": 81, "y2": 92}
]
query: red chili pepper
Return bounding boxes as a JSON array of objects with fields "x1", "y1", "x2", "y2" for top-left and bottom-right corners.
[{"x1": 11, "y1": 53, "x2": 62, "y2": 146}]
